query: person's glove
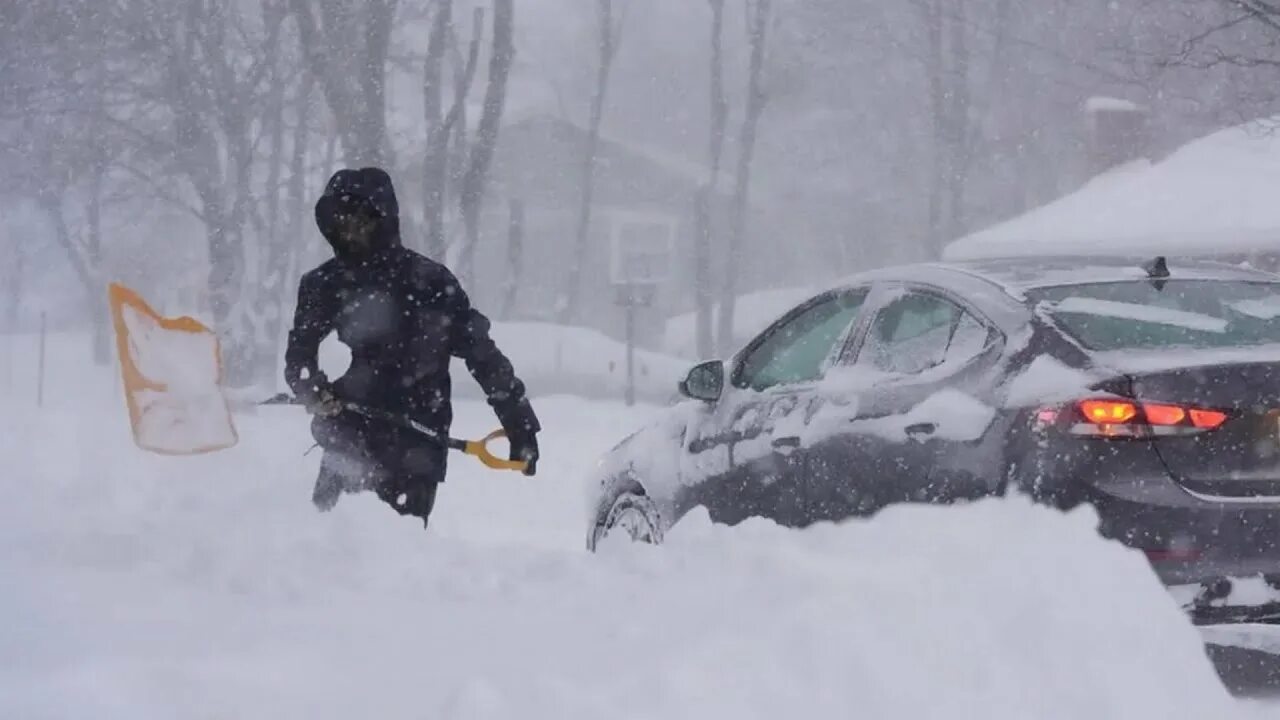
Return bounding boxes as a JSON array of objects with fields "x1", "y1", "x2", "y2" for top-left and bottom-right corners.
[
  {"x1": 507, "y1": 430, "x2": 539, "y2": 477},
  {"x1": 298, "y1": 381, "x2": 343, "y2": 418}
]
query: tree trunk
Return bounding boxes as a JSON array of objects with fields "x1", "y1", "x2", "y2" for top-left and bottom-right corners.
[
  {"x1": 86, "y1": 55, "x2": 110, "y2": 365},
  {"x1": 560, "y1": 0, "x2": 622, "y2": 324},
  {"x1": 284, "y1": 74, "x2": 314, "y2": 345},
  {"x1": 360, "y1": 0, "x2": 396, "y2": 167},
  {"x1": 425, "y1": 3, "x2": 482, "y2": 262},
  {"x1": 944, "y1": 0, "x2": 971, "y2": 245},
  {"x1": 290, "y1": 0, "x2": 394, "y2": 167},
  {"x1": 422, "y1": 0, "x2": 451, "y2": 259},
  {"x1": 42, "y1": 192, "x2": 111, "y2": 370},
  {"x1": 694, "y1": 186, "x2": 714, "y2": 359},
  {"x1": 86, "y1": 159, "x2": 109, "y2": 365},
  {"x1": 717, "y1": 0, "x2": 771, "y2": 357},
  {"x1": 259, "y1": 47, "x2": 291, "y2": 385},
  {"x1": 203, "y1": 193, "x2": 252, "y2": 387},
  {"x1": 501, "y1": 197, "x2": 525, "y2": 319},
  {"x1": 457, "y1": 0, "x2": 515, "y2": 289},
  {"x1": 699, "y1": 0, "x2": 727, "y2": 360},
  {"x1": 922, "y1": 0, "x2": 946, "y2": 257},
  {"x1": 4, "y1": 236, "x2": 20, "y2": 333}
]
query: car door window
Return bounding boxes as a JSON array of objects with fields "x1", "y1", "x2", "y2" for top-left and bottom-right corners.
[
  {"x1": 736, "y1": 291, "x2": 867, "y2": 391},
  {"x1": 947, "y1": 312, "x2": 993, "y2": 367},
  {"x1": 858, "y1": 291, "x2": 990, "y2": 375}
]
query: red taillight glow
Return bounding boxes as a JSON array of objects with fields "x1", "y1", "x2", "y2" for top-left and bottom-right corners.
[
  {"x1": 1079, "y1": 400, "x2": 1138, "y2": 424},
  {"x1": 1142, "y1": 403, "x2": 1187, "y2": 426},
  {"x1": 1059, "y1": 398, "x2": 1230, "y2": 437},
  {"x1": 1189, "y1": 408, "x2": 1228, "y2": 430}
]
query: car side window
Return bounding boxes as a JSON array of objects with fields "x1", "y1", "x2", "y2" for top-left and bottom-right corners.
[
  {"x1": 947, "y1": 312, "x2": 992, "y2": 367},
  {"x1": 736, "y1": 291, "x2": 868, "y2": 391},
  {"x1": 858, "y1": 291, "x2": 990, "y2": 375}
]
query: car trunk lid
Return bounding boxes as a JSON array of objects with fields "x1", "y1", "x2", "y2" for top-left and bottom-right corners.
[{"x1": 1098, "y1": 348, "x2": 1280, "y2": 500}]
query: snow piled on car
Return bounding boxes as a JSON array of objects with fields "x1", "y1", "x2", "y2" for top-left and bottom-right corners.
[{"x1": 2, "y1": 388, "x2": 1267, "y2": 719}]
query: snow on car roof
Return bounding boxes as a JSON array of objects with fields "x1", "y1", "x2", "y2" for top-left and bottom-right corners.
[
  {"x1": 945, "y1": 256, "x2": 1280, "y2": 293},
  {"x1": 830, "y1": 257, "x2": 1279, "y2": 301}
]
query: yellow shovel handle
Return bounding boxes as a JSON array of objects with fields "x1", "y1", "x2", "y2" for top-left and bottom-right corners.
[{"x1": 462, "y1": 429, "x2": 529, "y2": 473}]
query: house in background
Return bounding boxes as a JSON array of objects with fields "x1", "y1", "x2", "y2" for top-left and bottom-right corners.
[
  {"x1": 945, "y1": 102, "x2": 1280, "y2": 271},
  {"x1": 468, "y1": 115, "x2": 772, "y2": 349}
]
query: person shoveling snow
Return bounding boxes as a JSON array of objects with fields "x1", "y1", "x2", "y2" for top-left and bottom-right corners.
[{"x1": 283, "y1": 167, "x2": 541, "y2": 527}]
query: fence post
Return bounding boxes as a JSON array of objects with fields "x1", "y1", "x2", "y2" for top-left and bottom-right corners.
[
  {"x1": 37, "y1": 311, "x2": 47, "y2": 407},
  {"x1": 1, "y1": 329, "x2": 10, "y2": 395}
]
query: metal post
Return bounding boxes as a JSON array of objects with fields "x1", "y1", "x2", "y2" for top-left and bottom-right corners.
[
  {"x1": 1, "y1": 328, "x2": 10, "y2": 394},
  {"x1": 624, "y1": 300, "x2": 636, "y2": 407},
  {"x1": 37, "y1": 311, "x2": 47, "y2": 407}
]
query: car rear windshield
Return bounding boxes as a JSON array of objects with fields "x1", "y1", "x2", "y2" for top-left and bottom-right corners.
[{"x1": 1026, "y1": 280, "x2": 1280, "y2": 351}]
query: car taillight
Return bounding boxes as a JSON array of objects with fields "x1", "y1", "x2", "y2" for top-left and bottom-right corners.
[
  {"x1": 1188, "y1": 408, "x2": 1228, "y2": 430},
  {"x1": 1034, "y1": 398, "x2": 1231, "y2": 437},
  {"x1": 1079, "y1": 400, "x2": 1138, "y2": 424}
]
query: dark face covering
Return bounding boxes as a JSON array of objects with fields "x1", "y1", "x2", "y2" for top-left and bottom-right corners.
[
  {"x1": 315, "y1": 168, "x2": 402, "y2": 261},
  {"x1": 333, "y1": 203, "x2": 379, "y2": 258},
  {"x1": 328, "y1": 194, "x2": 381, "y2": 259}
]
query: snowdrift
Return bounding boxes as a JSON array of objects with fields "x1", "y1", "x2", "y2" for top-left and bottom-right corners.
[
  {"x1": 2, "y1": 395, "x2": 1264, "y2": 719},
  {"x1": 945, "y1": 118, "x2": 1280, "y2": 260}
]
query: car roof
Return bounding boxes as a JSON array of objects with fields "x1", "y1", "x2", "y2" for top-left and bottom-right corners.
[
  {"x1": 836, "y1": 255, "x2": 1280, "y2": 298},
  {"x1": 946, "y1": 255, "x2": 1280, "y2": 292}
]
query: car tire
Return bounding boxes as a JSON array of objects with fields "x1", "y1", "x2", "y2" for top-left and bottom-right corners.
[{"x1": 589, "y1": 491, "x2": 664, "y2": 551}]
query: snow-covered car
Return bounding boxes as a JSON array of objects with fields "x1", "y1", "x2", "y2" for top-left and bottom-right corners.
[{"x1": 587, "y1": 256, "x2": 1280, "y2": 620}]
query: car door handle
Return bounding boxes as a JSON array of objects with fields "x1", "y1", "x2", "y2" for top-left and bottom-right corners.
[{"x1": 904, "y1": 422, "x2": 937, "y2": 438}]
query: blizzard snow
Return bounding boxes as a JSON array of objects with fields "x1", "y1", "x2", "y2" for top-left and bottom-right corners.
[
  {"x1": 945, "y1": 119, "x2": 1280, "y2": 260},
  {"x1": 664, "y1": 287, "x2": 818, "y2": 359},
  {"x1": 3, "y1": 334, "x2": 1278, "y2": 718}
]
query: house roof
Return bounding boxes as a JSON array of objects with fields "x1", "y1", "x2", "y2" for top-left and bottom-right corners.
[
  {"x1": 944, "y1": 119, "x2": 1280, "y2": 260},
  {"x1": 491, "y1": 115, "x2": 714, "y2": 208}
]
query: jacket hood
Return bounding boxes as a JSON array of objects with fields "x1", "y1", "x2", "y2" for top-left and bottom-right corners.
[{"x1": 315, "y1": 167, "x2": 402, "y2": 258}]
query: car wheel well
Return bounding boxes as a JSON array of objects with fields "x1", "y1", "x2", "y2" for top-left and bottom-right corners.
[{"x1": 587, "y1": 472, "x2": 661, "y2": 552}]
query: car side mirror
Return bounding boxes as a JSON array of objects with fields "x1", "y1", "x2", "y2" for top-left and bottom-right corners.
[{"x1": 679, "y1": 360, "x2": 724, "y2": 402}]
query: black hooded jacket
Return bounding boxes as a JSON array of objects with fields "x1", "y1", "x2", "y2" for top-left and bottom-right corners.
[{"x1": 284, "y1": 168, "x2": 540, "y2": 457}]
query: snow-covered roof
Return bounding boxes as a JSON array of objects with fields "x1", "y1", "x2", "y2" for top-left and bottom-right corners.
[
  {"x1": 945, "y1": 119, "x2": 1280, "y2": 261},
  {"x1": 1084, "y1": 96, "x2": 1145, "y2": 114}
]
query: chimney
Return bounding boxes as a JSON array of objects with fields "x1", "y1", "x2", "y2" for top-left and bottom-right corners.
[{"x1": 1084, "y1": 96, "x2": 1150, "y2": 176}]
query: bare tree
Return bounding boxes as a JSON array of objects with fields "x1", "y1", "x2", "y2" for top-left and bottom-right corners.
[
  {"x1": 423, "y1": 2, "x2": 482, "y2": 261},
  {"x1": 2, "y1": 223, "x2": 20, "y2": 333},
  {"x1": 290, "y1": 0, "x2": 397, "y2": 167},
  {"x1": 501, "y1": 197, "x2": 525, "y2": 318},
  {"x1": 717, "y1": 0, "x2": 772, "y2": 356},
  {"x1": 560, "y1": 0, "x2": 626, "y2": 323},
  {"x1": 455, "y1": 0, "x2": 515, "y2": 288}
]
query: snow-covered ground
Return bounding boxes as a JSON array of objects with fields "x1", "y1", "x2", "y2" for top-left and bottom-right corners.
[{"x1": 3, "y1": 334, "x2": 1279, "y2": 718}]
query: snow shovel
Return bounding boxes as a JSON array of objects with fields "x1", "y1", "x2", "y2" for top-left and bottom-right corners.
[{"x1": 260, "y1": 393, "x2": 529, "y2": 473}]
